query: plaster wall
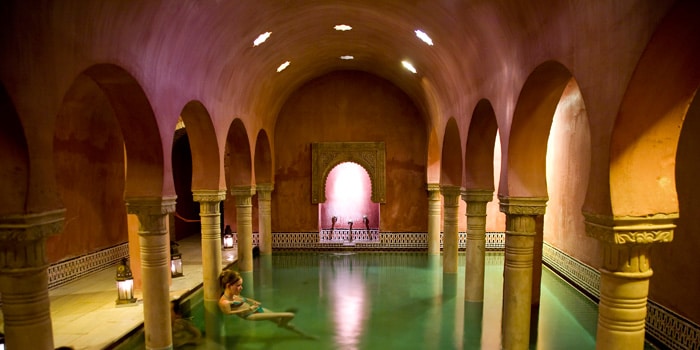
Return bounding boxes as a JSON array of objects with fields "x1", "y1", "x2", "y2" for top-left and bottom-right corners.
[
  {"x1": 50, "y1": 89, "x2": 128, "y2": 263},
  {"x1": 650, "y1": 94, "x2": 700, "y2": 325},
  {"x1": 273, "y1": 71, "x2": 427, "y2": 232},
  {"x1": 543, "y1": 83, "x2": 599, "y2": 268}
]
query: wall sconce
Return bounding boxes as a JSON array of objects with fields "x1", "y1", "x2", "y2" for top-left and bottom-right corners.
[
  {"x1": 115, "y1": 258, "x2": 137, "y2": 306},
  {"x1": 222, "y1": 225, "x2": 235, "y2": 249},
  {"x1": 170, "y1": 241, "x2": 183, "y2": 278}
]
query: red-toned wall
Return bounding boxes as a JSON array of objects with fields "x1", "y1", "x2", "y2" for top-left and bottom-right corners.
[
  {"x1": 543, "y1": 83, "x2": 600, "y2": 268},
  {"x1": 50, "y1": 89, "x2": 128, "y2": 263},
  {"x1": 273, "y1": 70, "x2": 427, "y2": 232},
  {"x1": 650, "y1": 94, "x2": 700, "y2": 325}
]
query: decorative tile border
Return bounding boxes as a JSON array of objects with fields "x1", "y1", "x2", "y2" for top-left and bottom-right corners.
[
  {"x1": 541, "y1": 242, "x2": 600, "y2": 300},
  {"x1": 320, "y1": 229, "x2": 380, "y2": 242},
  {"x1": 485, "y1": 232, "x2": 506, "y2": 250},
  {"x1": 47, "y1": 243, "x2": 129, "y2": 290},
  {"x1": 542, "y1": 242, "x2": 700, "y2": 350},
  {"x1": 271, "y1": 232, "x2": 505, "y2": 251},
  {"x1": 646, "y1": 300, "x2": 700, "y2": 350}
]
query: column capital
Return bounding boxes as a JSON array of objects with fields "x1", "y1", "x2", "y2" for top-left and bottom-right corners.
[
  {"x1": 0, "y1": 210, "x2": 64, "y2": 272},
  {"x1": 0, "y1": 209, "x2": 65, "y2": 242},
  {"x1": 126, "y1": 196, "x2": 176, "y2": 237},
  {"x1": 461, "y1": 189, "x2": 494, "y2": 203},
  {"x1": 426, "y1": 182, "x2": 441, "y2": 192},
  {"x1": 440, "y1": 185, "x2": 462, "y2": 206},
  {"x1": 256, "y1": 183, "x2": 274, "y2": 201},
  {"x1": 192, "y1": 189, "x2": 226, "y2": 203},
  {"x1": 256, "y1": 183, "x2": 274, "y2": 193},
  {"x1": 230, "y1": 185, "x2": 256, "y2": 198},
  {"x1": 583, "y1": 211, "x2": 676, "y2": 245},
  {"x1": 125, "y1": 196, "x2": 177, "y2": 216},
  {"x1": 440, "y1": 184, "x2": 462, "y2": 196},
  {"x1": 498, "y1": 196, "x2": 547, "y2": 216}
]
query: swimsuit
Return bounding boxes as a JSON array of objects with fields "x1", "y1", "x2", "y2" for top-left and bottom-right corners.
[{"x1": 231, "y1": 297, "x2": 264, "y2": 318}]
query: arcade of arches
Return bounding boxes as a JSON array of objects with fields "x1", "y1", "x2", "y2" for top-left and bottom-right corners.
[{"x1": 0, "y1": 1, "x2": 699, "y2": 349}]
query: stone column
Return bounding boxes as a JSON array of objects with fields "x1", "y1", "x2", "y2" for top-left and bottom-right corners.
[
  {"x1": 193, "y1": 190, "x2": 226, "y2": 301},
  {"x1": 256, "y1": 183, "x2": 274, "y2": 255},
  {"x1": 194, "y1": 191, "x2": 227, "y2": 349},
  {"x1": 461, "y1": 189, "x2": 493, "y2": 302},
  {"x1": 584, "y1": 213, "x2": 675, "y2": 350},
  {"x1": 499, "y1": 196, "x2": 547, "y2": 350},
  {"x1": 0, "y1": 209, "x2": 64, "y2": 350},
  {"x1": 427, "y1": 183, "x2": 442, "y2": 255},
  {"x1": 232, "y1": 186, "x2": 256, "y2": 272},
  {"x1": 127, "y1": 196, "x2": 176, "y2": 350},
  {"x1": 441, "y1": 185, "x2": 462, "y2": 274},
  {"x1": 532, "y1": 215, "x2": 544, "y2": 306}
]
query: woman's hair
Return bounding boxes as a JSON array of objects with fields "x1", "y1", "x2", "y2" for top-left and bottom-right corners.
[{"x1": 219, "y1": 269, "x2": 241, "y2": 290}]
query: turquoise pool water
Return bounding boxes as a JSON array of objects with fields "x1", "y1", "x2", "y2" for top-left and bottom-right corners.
[{"x1": 117, "y1": 251, "x2": 608, "y2": 349}]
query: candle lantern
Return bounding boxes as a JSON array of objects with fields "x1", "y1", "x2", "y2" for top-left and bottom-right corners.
[
  {"x1": 222, "y1": 225, "x2": 235, "y2": 249},
  {"x1": 170, "y1": 241, "x2": 183, "y2": 278},
  {"x1": 115, "y1": 258, "x2": 137, "y2": 305}
]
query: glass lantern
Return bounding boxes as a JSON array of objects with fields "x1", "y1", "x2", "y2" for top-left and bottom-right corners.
[
  {"x1": 222, "y1": 225, "x2": 235, "y2": 249},
  {"x1": 170, "y1": 242, "x2": 183, "y2": 278},
  {"x1": 115, "y1": 258, "x2": 137, "y2": 305}
]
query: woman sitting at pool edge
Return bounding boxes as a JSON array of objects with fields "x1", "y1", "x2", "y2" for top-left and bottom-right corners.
[{"x1": 218, "y1": 269, "x2": 297, "y2": 329}]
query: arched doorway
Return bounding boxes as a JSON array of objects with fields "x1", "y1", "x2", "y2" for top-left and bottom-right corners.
[
  {"x1": 311, "y1": 142, "x2": 386, "y2": 243},
  {"x1": 320, "y1": 162, "x2": 380, "y2": 242}
]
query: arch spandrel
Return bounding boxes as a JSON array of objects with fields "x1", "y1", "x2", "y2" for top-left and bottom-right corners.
[
  {"x1": 311, "y1": 142, "x2": 385, "y2": 204},
  {"x1": 609, "y1": 0, "x2": 700, "y2": 218}
]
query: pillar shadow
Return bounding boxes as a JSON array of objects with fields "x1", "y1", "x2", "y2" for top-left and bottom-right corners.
[
  {"x1": 464, "y1": 301, "x2": 484, "y2": 349},
  {"x1": 530, "y1": 303, "x2": 540, "y2": 347}
]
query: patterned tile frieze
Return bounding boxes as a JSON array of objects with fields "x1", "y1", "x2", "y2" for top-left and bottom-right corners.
[
  {"x1": 272, "y1": 232, "x2": 506, "y2": 251},
  {"x1": 542, "y1": 242, "x2": 600, "y2": 299},
  {"x1": 47, "y1": 243, "x2": 129, "y2": 290},
  {"x1": 646, "y1": 300, "x2": 700, "y2": 350}
]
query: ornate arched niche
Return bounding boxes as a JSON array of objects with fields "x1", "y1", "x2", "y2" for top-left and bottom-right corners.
[{"x1": 311, "y1": 142, "x2": 386, "y2": 203}]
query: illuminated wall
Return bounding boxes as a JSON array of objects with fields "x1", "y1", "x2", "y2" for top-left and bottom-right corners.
[
  {"x1": 274, "y1": 70, "x2": 427, "y2": 232},
  {"x1": 320, "y1": 162, "x2": 380, "y2": 231}
]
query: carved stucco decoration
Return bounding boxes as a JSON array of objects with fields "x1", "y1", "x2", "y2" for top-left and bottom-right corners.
[
  {"x1": 311, "y1": 142, "x2": 386, "y2": 204},
  {"x1": 583, "y1": 211, "x2": 677, "y2": 244}
]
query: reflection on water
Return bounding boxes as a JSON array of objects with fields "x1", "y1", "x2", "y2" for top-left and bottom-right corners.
[
  {"x1": 322, "y1": 253, "x2": 369, "y2": 349},
  {"x1": 119, "y1": 252, "x2": 605, "y2": 350}
]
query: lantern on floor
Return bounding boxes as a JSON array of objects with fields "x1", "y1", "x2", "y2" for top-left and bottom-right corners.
[
  {"x1": 115, "y1": 258, "x2": 137, "y2": 305},
  {"x1": 170, "y1": 241, "x2": 183, "y2": 278},
  {"x1": 222, "y1": 225, "x2": 235, "y2": 249}
]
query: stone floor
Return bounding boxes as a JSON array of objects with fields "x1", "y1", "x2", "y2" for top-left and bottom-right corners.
[{"x1": 0, "y1": 235, "x2": 236, "y2": 350}]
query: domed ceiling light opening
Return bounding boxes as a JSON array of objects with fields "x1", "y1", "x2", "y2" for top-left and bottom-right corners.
[
  {"x1": 340, "y1": 55, "x2": 354, "y2": 60},
  {"x1": 334, "y1": 24, "x2": 352, "y2": 31},
  {"x1": 414, "y1": 29, "x2": 433, "y2": 46},
  {"x1": 277, "y1": 61, "x2": 291, "y2": 72},
  {"x1": 401, "y1": 60, "x2": 417, "y2": 74},
  {"x1": 253, "y1": 32, "x2": 272, "y2": 46}
]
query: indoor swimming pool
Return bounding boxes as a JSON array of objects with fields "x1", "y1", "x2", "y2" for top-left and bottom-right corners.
[{"x1": 117, "y1": 252, "x2": 609, "y2": 349}]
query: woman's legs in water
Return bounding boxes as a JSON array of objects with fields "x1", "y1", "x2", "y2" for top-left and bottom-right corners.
[{"x1": 245, "y1": 310, "x2": 295, "y2": 327}]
